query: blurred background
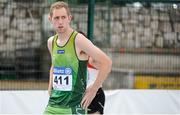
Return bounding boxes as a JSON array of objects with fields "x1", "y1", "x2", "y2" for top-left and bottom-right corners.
[{"x1": 0, "y1": 0, "x2": 180, "y2": 90}]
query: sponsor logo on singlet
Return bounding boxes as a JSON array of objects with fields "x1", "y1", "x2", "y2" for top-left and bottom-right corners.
[{"x1": 57, "y1": 50, "x2": 65, "y2": 54}]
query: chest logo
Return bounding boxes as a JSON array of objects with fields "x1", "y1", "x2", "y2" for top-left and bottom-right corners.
[{"x1": 57, "y1": 50, "x2": 65, "y2": 54}]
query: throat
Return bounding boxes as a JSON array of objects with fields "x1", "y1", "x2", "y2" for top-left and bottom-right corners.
[
  {"x1": 57, "y1": 37, "x2": 69, "y2": 47},
  {"x1": 56, "y1": 30, "x2": 74, "y2": 47}
]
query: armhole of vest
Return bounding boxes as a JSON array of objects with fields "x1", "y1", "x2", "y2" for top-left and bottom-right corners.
[
  {"x1": 73, "y1": 31, "x2": 80, "y2": 61},
  {"x1": 51, "y1": 35, "x2": 57, "y2": 53}
]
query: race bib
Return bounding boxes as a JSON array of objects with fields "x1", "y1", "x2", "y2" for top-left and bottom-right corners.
[{"x1": 53, "y1": 67, "x2": 72, "y2": 91}]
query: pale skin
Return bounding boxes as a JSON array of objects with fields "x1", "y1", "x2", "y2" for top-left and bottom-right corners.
[{"x1": 47, "y1": 7, "x2": 112, "y2": 112}]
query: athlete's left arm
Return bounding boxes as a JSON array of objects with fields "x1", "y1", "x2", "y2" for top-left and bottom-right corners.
[
  {"x1": 76, "y1": 34, "x2": 112, "y2": 109},
  {"x1": 88, "y1": 57, "x2": 100, "y2": 69}
]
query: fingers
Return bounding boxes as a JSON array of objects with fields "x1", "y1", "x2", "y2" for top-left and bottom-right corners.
[
  {"x1": 80, "y1": 96, "x2": 85, "y2": 108},
  {"x1": 82, "y1": 99, "x2": 90, "y2": 109},
  {"x1": 81, "y1": 94, "x2": 91, "y2": 109},
  {"x1": 81, "y1": 95, "x2": 88, "y2": 109},
  {"x1": 81, "y1": 87, "x2": 97, "y2": 109}
]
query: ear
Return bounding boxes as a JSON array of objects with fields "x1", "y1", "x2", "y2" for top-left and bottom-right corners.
[
  {"x1": 48, "y1": 15, "x2": 52, "y2": 22},
  {"x1": 68, "y1": 15, "x2": 72, "y2": 21}
]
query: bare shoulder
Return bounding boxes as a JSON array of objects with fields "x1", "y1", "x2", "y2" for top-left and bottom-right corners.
[
  {"x1": 76, "y1": 33, "x2": 87, "y2": 41},
  {"x1": 47, "y1": 35, "x2": 55, "y2": 54},
  {"x1": 47, "y1": 36, "x2": 54, "y2": 44},
  {"x1": 75, "y1": 33, "x2": 93, "y2": 47},
  {"x1": 75, "y1": 32, "x2": 101, "y2": 56}
]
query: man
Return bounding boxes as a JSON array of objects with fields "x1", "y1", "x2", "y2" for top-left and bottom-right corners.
[{"x1": 44, "y1": 1, "x2": 112, "y2": 114}]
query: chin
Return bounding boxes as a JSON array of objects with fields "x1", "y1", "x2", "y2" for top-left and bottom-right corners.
[{"x1": 57, "y1": 29, "x2": 65, "y2": 33}]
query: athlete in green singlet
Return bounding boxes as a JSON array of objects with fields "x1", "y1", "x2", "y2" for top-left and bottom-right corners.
[{"x1": 44, "y1": 1, "x2": 112, "y2": 114}]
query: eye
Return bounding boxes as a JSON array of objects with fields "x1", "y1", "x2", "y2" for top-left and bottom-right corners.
[
  {"x1": 61, "y1": 16, "x2": 66, "y2": 19},
  {"x1": 54, "y1": 16, "x2": 59, "y2": 20}
]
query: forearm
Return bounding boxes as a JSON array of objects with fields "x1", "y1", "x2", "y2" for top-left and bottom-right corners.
[
  {"x1": 91, "y1": 58, "x2": 112, "y2": 91},
  {"x1": 48, "y1": 65, "x2": 53, "y2": 96}
]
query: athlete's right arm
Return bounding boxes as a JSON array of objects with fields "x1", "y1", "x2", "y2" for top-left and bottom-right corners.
[
  {"x1": 47, "y1": 36, "x2": 54, "y2": 96},
  {"x1": 48, "y1": 65, "x2": 53, "y2": 96}
]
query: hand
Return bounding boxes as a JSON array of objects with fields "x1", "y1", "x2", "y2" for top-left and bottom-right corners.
[{"x1": 81, "y1": 86, "x2": 98, "y2": 109}]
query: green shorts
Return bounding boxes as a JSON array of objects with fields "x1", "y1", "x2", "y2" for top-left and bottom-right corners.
[{"x1": 43, "y1": 105, "x2": 87, "y2": 115}]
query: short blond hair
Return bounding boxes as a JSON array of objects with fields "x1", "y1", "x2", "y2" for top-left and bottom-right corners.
[{"x1": 49, "y1": 1, "x2": 71, "y2": 17}]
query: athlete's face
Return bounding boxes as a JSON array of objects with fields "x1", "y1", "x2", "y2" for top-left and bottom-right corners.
[{"x1": 49, "y1": 7, "x2": 72, "y2": 33}]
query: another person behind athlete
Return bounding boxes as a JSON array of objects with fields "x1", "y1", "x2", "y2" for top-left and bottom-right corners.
[{"x1": 44, "y1": 1, "x2": 112, "y2": 114}]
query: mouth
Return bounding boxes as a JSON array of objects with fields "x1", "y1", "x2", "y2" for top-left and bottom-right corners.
[{"x1": 58, "y1": 26, "x2": 63, "y2": 29}]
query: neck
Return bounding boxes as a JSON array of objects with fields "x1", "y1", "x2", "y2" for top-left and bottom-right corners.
[{"x1": 57, "y1": 28, "x2": 74, "y2": 41}]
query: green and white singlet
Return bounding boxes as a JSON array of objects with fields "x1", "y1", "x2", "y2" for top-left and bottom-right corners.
[{"x1": 44, "y1": 31, "x2": 88, "y2": 114}]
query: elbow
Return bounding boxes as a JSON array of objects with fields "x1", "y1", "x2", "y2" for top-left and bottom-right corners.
[
  {"x1": 98, "y1": 56, "x2": 112, "y2": 74},
  {"x1": 106, "y1": 57, "x2": 112, "y2": 74},
  {"x1": 108, "y1": 58, "x2": 112, "y2": 73}
]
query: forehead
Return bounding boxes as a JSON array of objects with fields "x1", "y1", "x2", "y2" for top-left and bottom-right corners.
[{"x1": 52, "y1": 7, "x2": 68, "y2": 17}]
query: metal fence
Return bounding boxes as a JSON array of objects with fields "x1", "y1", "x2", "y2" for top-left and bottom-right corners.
[{"x1": 0, "y1": 0, "x2": 180, "y2": 90}]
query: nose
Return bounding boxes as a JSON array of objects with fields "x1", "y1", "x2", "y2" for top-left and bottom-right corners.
[{"x1": 58, "y1": 18, "x2": 63, "y2": 25}]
